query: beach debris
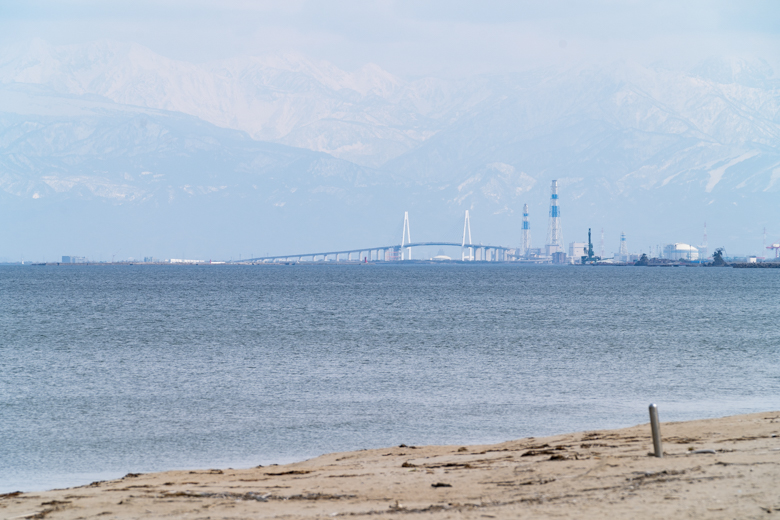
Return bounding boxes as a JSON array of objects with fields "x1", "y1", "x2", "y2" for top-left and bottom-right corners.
[
  {"x1": 671, "y1": 437, "x2": 700, "y2": 444},
  {"x1": 549, "y1": 453, "x2": 578, "y2": 461},
  {"x1": 286, "y1": 493, "x2": 355, "y2": 501},
  {"x1": 180, "y1": 491, "x2": 354, "y2": 502},
  {"x1": 431, "y1": 482, "x2": 452, "y2": 488},
  {"x1": 401, "y1": 461, "x2": 417, "y2": 467},
  {"x1": 522, "y1": 447, "x2": 565, "y2": 457},
  {"x1": 689, "y1": 449, "x2": 717, "y2": 454},
  {"x1": 457, "y1": 447, "x2": 468, "y2": 452},
  {"x1": 512, "y1": 478, "x2": 556, "y2": 486},
  {"x1": 630, "y1": 469, "x2": 685, "y2": 481}
]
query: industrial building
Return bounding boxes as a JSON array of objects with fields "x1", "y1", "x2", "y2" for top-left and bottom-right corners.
[
  {"x1": 569, "y1": 242, "x2": 587, "y2": 263},
  {"x1": 613, "y1": 232, "x2": 632, "y2": 262},
  {"x1": 663, "y1": 243, "x2": 699, "y2": 261},
  {"x1": 551, "y1": 251, "x2": 567, "y2": 264}
]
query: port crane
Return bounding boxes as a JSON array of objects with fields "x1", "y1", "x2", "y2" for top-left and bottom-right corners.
[{"x1": 767, "y1": 242, "x2": 780, "y2": 258}]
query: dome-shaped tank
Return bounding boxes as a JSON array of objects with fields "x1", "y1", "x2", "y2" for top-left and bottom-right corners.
[{"x1": 663, "y1": 243, "x2": 699, "y2": 261}]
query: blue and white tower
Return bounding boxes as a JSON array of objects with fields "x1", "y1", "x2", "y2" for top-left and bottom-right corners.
[
  {"x1": 546, "y1": 180, "x2": 562, "y2": 255},
  {"x1": 521, "y1": 203, "x2": 530, "y2": 257}
]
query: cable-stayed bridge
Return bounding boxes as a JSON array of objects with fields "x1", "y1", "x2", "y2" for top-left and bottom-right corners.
[
  {"x1": 242, "y1": 241, "x2": 515, "y2": 263},
  {"x1": 239, "y1": 211, "x2": 520, "y2": 263}
]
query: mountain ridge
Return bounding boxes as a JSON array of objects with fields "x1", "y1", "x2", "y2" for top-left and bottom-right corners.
[{"x1": 1, "y1": 40, "x2": 779, "y2": 258}]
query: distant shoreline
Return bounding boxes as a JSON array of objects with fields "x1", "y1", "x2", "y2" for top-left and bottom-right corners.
[{"x1": 14, "y1": 261, "x2": 780, "y2": 268}]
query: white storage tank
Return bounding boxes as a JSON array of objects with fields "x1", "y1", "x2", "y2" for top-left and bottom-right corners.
[{"x1": 663, "y1": 243, "x2": 699, "y2": 261}]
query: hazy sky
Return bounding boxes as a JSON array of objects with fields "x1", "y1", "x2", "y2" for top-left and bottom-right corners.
[{"x1": 2, "y1": 0, "x2": 780, "y2": 77}]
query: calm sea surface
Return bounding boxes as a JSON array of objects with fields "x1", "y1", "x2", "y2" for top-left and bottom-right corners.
[{"x1": 1, "y1": 264, "x2": 779, "y2": 492}]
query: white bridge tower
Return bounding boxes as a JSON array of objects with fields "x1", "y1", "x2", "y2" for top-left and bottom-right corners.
[
  {"x1": 401, "y1": 211, "x2": 412, "y2": 260},
  {"x1": 462, "y1": 210, "x2": 473, "y2": 261}
]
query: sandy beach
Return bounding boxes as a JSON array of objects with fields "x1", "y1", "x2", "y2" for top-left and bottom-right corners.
[{"x1": 2, "y1": 411, "x2": 779, "y2": 519}]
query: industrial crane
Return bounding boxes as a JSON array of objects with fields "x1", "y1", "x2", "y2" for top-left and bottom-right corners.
[{"x1": 767, "y1": 242, "x2": 780, "y2": 258}]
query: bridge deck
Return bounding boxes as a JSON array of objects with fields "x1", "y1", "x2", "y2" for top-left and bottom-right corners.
[{"x1": 241, "y1": 242, "x2": 516, "y2": 262}]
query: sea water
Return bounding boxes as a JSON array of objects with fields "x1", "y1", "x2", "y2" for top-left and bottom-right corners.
[{"x1": 1, "y1": 264, "x2": 779, "y2": 493}]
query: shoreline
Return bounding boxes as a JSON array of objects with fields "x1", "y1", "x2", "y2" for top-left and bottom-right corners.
[{"x1": 2, "y1": 411, "x2": 779, "y2": 519}]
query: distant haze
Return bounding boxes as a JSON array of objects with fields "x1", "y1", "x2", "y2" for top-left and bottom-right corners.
[
  {"x1": 3, "y1": 1, "x2": 780, "y2": 77},
  {"x1": 1, "y1": 2, "x2": 779, "y2": 260}
]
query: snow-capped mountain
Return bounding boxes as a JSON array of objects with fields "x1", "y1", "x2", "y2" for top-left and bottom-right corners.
[
  {"x1": 0, "y1": 39, "x2": 492, "y2": 168},
  {"x1": 385, "y1": 61, "x2": 780, "y2": 248},
  {"x1": 1, "y1": 39, "x2": 779, "y2": 258},
  {"x1": 0, "y1": 84, "x2": 407, "y2": 259}
]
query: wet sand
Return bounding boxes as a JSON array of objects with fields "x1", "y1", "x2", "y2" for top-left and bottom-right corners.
[{"x1": 2, "y1": 411, "x2": 779, "y2": 519}]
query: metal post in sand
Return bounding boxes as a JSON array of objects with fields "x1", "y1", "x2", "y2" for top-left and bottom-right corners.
[{"x1": 649, "y1": 403, "x2": 662, "y2": 457}]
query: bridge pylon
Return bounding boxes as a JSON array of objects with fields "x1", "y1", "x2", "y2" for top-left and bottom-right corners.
[
  {"x1": 401, "y1": 211, "x2": 412, "y2": 260},
  {"x1": 462, "y1": 210, "x2": 473, "y2": 261}
]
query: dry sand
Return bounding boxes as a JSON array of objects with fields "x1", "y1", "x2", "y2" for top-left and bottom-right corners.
[{"x1": 2, "y1": 411, "x2": 779, "y2": 519}]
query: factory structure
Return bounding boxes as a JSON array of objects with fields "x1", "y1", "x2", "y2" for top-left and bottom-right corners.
[
  {"x1": 141, "y1": 180, "x2": 758, "y2": 266},
  {"x1": 516, "y1": 180, "x2": 716, "y2": 264},
  {"x1": 545, "y1": 180, "x2": 563, "y2": 258},
  {"x1": 519, "y1": 179, "x2": 638, "y2": 264},
  {"x1": 662, "y1": 243, "x2": 700, "y2": 261},
  {"x1": 515, "y1": 180, "x2": 568, "y2": 263},
  {"x1": 53, "y1": 185, "x2": 768, "y2": 263}
]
